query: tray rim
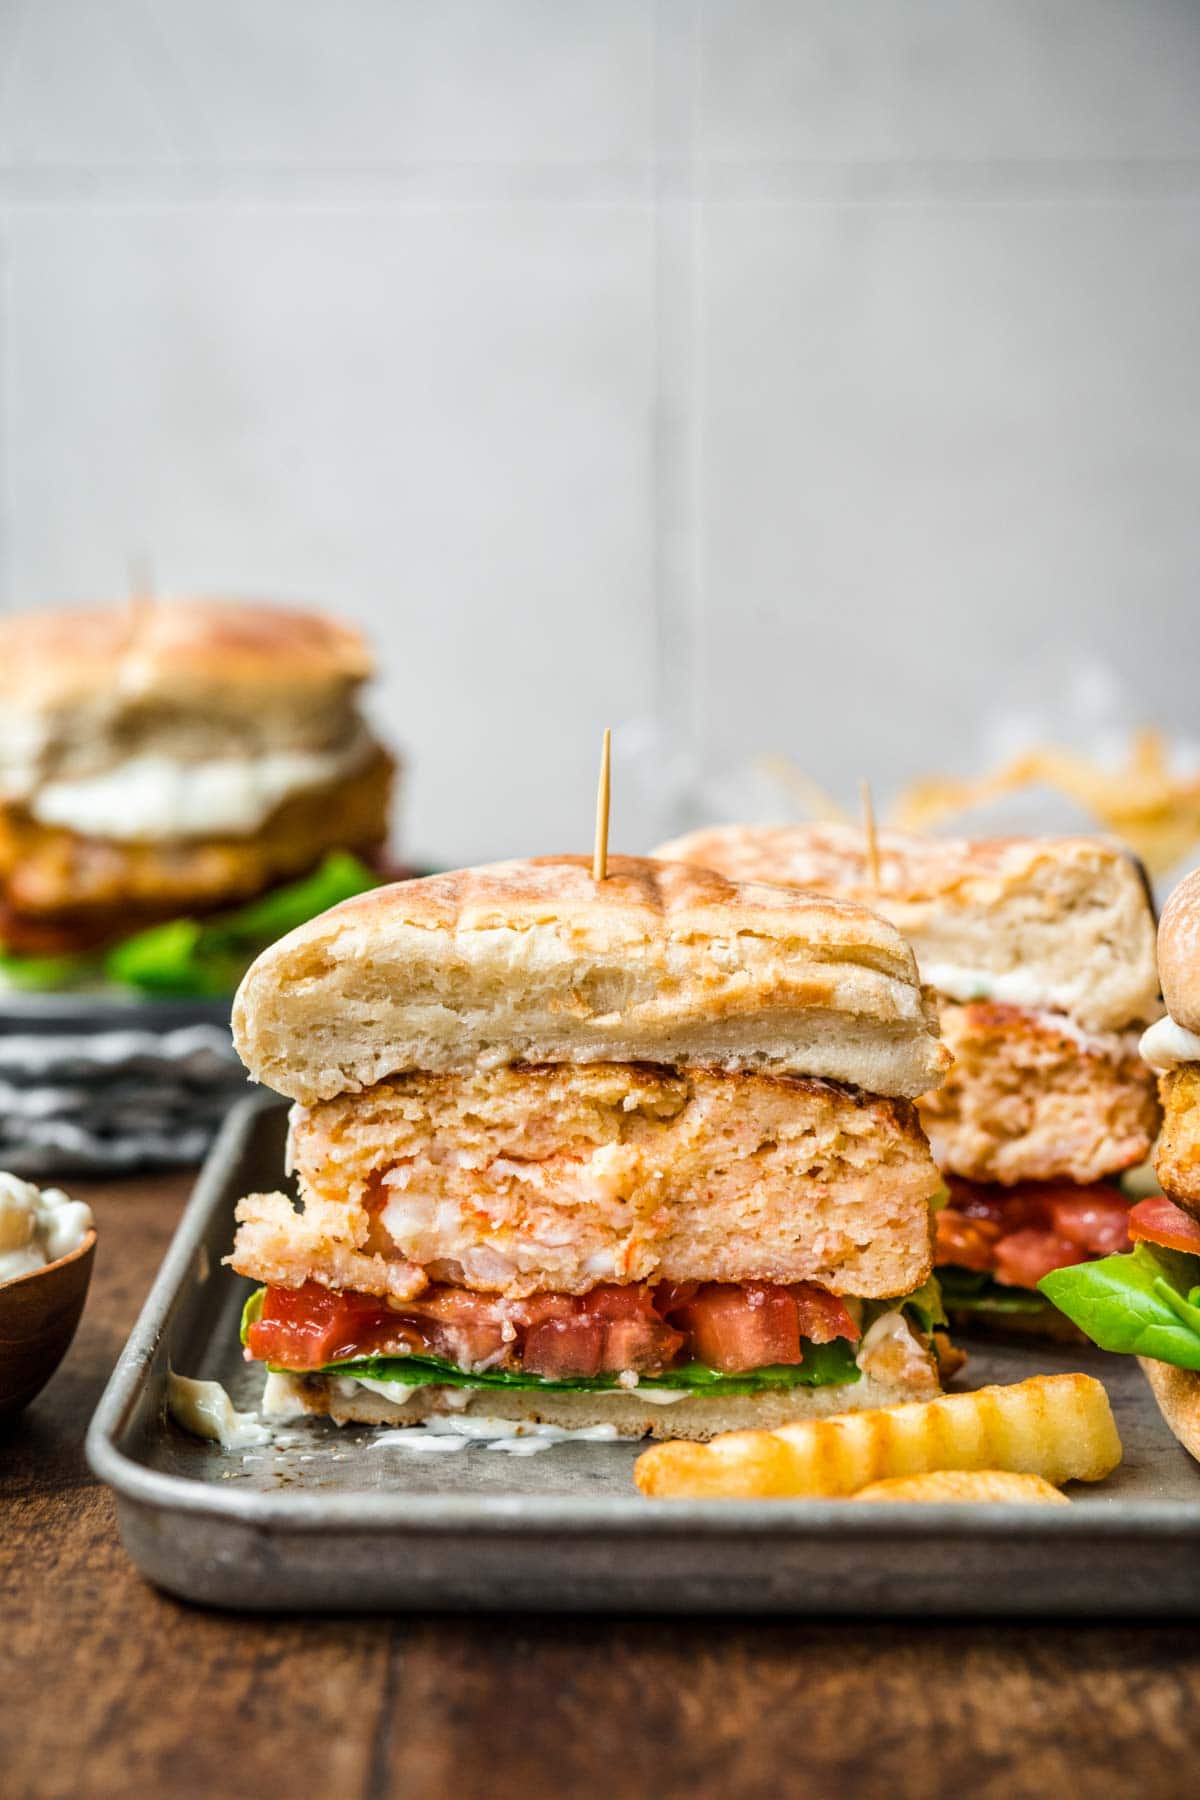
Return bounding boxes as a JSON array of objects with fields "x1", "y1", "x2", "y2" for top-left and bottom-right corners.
[{"x1": 87, "y1": 1097, "x2": 1200, "y2": 1544}]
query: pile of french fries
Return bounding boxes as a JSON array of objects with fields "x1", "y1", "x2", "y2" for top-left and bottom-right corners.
[
  {"x1": 763, "y1": 729, "x2": 1200, "y2": 879},
  {"x1": 894, "y1": 729, "x2": 1200, "y2": 879},
  {"x1": 634, "y1": 1374, "x2": 1121, "y2": 1505}
]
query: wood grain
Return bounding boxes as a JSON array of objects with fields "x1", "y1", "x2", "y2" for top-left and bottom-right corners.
[{"x1": 2, "y1": 1172, "x2": 1200, "y2": 1800}]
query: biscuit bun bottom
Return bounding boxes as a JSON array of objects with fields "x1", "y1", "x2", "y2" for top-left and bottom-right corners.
[
  {"x1": 264, "y1": 1367, "x2": 939, "y2": 1442},
  {"x1": 232, "y1": 855, "x2": 949, "y2": 1105},
  {"x1": 1158, "y1": 869, "x2": 1200, "y2": 1036},
  {"x1": 1138, "y1": 1357, "x2": 1200, "y2": 1463}
]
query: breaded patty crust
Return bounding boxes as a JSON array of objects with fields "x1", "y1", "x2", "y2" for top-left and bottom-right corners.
[
  {"x1": 1156, "y1": 1065, "x2": 1200, "y2": 1219},
  {"x1": 232, "y1": 1062, "x2": 941, "y2": 1302},
  {"x1": 919, "y1": 1000, "x2": 1158, "y2": 1185},
  {"x1": 0, "y1": 746, "x2": 392, "y2": 951}
]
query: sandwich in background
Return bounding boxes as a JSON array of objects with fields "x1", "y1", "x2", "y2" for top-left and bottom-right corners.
[
  {"x1": 655, "y1": 823, "x2": 1162, "y2": 1336},
  {"x1": 229, "y1": 855, "x2": 953, "y2": 1440},
  {"x1": 1042, "y1": 868, "x2": 1200, "y2": 1460},
  {"x1": 0, "y1": 597, "x2": 395, "y2": 998}
]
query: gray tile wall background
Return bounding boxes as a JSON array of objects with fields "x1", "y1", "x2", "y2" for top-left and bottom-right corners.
[{"x1": 1, "y1": 1, "x2": 1198, "y2": 866}]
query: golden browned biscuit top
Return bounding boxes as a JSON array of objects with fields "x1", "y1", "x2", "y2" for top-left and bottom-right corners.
[
  {"x1": 233, "y1": 854, "x2": 950, "y2": 1103},
  {"x1": 0, "y1": 596, "x2": 372, "y2": 712},
  {"x1": 656, "y1": 822, "x2": 1160, "y2": 1033},
  {"x1": 315, "y1": 853, "x2": 916, "y2": 976}
]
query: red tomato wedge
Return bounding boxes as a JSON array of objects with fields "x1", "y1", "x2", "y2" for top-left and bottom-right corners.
[
  {"x1": 991, "y1": 1229, "x2": 1089, "y2": 1289},
  {"x1": 1045, "y1": 1189, "x2": 1132, "y2": 1256},
  {"x1": 1128, "y1": 1197, "x2": 1200, "y2": 1255},
  {"x1": 937, "y1": 1179, "x2": 1132, "y2": 1284},
  {"x1": 935, "y1": 1210, "x2": 1002, "y2": 1272},
  {"x1": 791, "y1": 1282, "x2": 861, "y2": 1345},
  {"x1": 663, "y1": 1282, "x2": 802, "y2": 1372},
  {"x1": 247, "y1": 1282, "x2": 399, "y2": 1370},
  {"x1": 521, "y1": 1287, "x2": 684, "y2": 1378},
  {"x1": 248, "y1": 1276, "x2": 859, "y2": 1376}
]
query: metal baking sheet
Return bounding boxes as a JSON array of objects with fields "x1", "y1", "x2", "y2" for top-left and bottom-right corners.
[{"x1": 88, "y1": 1099, "x2": 1200, "y2": 1615}]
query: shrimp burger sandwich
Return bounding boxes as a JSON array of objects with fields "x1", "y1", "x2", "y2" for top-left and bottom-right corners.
[{"x1": 230, "y1": 855, "x2": 954, "y2": 1439}]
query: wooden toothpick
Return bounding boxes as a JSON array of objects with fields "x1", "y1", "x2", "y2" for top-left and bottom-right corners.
[
  {"x1": 593, "y1": 728, "x2": 612, "y2": 881},
  {"x1": 860, "y1": 777, "x2": 881, "y2": 891}
]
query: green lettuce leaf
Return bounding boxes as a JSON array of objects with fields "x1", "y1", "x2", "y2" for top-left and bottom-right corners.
[
  {"x1": 240, "y1": 1287, "x2": 265, "y2": 1344},
  {"x1": 937, "y1": 1265, "x2": 1051, "y2": 1317},
  {"x1": 1038, "y1": 1242, "x2": 1200, "y2": 1369},
  {"x1": 889, "y1": 1274, "x2": 947, "y2": 1334},
  {"x1": 305, "y1": 1337, "x2": 862, "y2": 1395},
  {"x1": 0, "y1": 853, "x2": 376, "y2": 999},
  {"x1": 104, "y1": 851, "x2": 375, "y2": 997},
  {"x1": 0, "y1": 947, "x2": 102, "y2": 991}
]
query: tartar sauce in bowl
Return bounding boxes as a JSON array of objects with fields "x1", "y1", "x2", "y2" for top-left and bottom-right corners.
[{"x1": 0, "y1": 1174, "x2": 94, "y2": 1285}]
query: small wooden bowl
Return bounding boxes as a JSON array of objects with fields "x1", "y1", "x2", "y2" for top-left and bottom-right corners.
[{"x1": 0, "y1": 1229, "x2": 96, "y2": 1418}]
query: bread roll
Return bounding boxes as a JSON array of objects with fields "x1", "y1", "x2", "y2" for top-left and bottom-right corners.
[
  {"x1": 232, "y1": 855, "x2": 951, "y2": 1105},
  {"x1": 656, "y1": 823, "x2": 1160, "y2": 1034}
]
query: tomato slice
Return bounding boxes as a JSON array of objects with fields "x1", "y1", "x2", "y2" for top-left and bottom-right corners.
[
  {"x1": 521, "y1": 1287, "x2": 684, "y2": 1377},
  {"x1": 791, "y1": 1282, "x2": 861, "y2": 1345},
  {"x1": 521, "y1": 1314, "x2": 606, "y2": 1378},
  {"x1": 944, "y1": 1179, "x2": 1045, "y2": 1231},
  {"x1": 936, "y1": 1210, "x2": 1002, "y2": 1272},
  {"x1": 1046, "y1": 1190, "x2": 1131, "y2": 1256},
  {"x1": 937, "y1": 1180, "x2": 1132, "y2": 1283},
  {"x1": 400, "y1": 1287, "x2": 512, "y2": 1368},
  {"x1": 1128, "y1": 1197, "x2": 1200, "y2": 1255},
  {"x1": 665, "y1": 1282, "x2": 803, "y2": 1373},
  {"x1": 247, "y1": 1282, "x2": 398, "y2": 1369},
  {"x1": 249, "y1": 1276, "x2": 857, "y2": 1375},
  {"x1": 992, "y1": 1229, "x2": 1089, "y2": 1288}
]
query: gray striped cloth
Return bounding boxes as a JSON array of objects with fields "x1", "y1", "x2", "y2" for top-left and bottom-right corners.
[{"x1": 0, "y1": 1023, "x2": 250, "y2": 1174}]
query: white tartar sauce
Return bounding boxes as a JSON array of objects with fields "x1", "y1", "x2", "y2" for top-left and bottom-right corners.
[
  {"x1": 0, "y1": 1174, "x2": 93, "y2": 1285},
  {"x1": 1139, "y1": 1014, "x2": 1200, "y2": 1072},
  {"x1": 921, "y1": 960, "x2": 1093, "y2": 1016},
  {"x1": 371, "y1": 1415, "x2": 620, "y2": 1455},
  {"x1": 29, "y1": 730, "x2": 369, "y2": 842},
  {"x1": 166, "y1": 1373, "x2": 271, "y2": 1448}
]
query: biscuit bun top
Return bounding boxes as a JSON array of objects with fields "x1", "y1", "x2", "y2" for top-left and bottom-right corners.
[
  {"x1": 1157, "y1": 869, "x2": 1200, "y2": 1034},
  {"x1": 0, "y1": 597, "x2": 371, "y2": 713},
  {"x1": 232, "y1": 854, "x2": 950, "y2": 1105},
  {"x1": 655, "y1": 822, "x2": 1160, "y2": 1034}
]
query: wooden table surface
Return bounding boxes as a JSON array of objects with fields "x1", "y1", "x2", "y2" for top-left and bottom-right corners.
[{"x1": 3, "y1": 1171, "x2": 1200, "y2": 1800}]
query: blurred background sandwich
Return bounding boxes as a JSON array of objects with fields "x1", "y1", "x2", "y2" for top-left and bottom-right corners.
[
  {"x1": 657, "y1": 823, "x2": 1162, "y2": 1337},
  {"x1": 0, "y1": 596, "x2": 396, "y2": 999},
  {"x1": 230, "y1": 855, "x2": 953, "y2": 1439}
]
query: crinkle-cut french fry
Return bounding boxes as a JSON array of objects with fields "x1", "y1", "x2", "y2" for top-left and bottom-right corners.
[
  {"x1": 851, "y1": 1470, "x2": 1070, "y2": 1505},
  {"x1": 633, "y1": 1374, "x2": 1121, "y2": 1500}
]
